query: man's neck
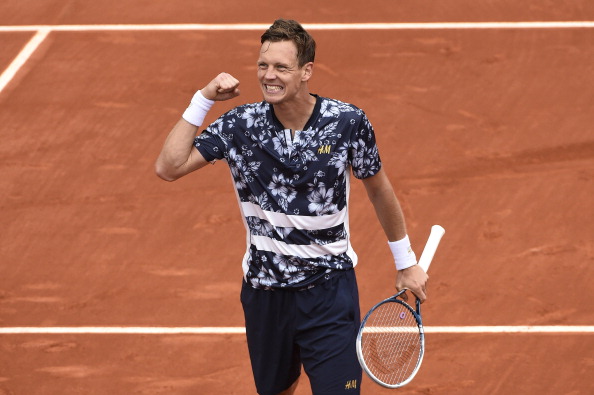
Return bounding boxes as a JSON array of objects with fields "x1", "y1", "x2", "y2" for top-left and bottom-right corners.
[{"x1": 273, "y1": 93, "x2": 317, "y2": 132}]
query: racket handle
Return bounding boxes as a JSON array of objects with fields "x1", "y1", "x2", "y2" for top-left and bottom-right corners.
[{"x1": 418, "y1": 225, "x2": 445, "y2": 273}]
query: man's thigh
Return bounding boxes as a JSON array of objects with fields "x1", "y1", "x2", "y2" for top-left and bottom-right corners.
[
  {"x1": 296, "y1": 270, "x2": 362, "y2": 394},
  {"x1": 241, "y1": 282, "x2": 301, "y2": 395}
]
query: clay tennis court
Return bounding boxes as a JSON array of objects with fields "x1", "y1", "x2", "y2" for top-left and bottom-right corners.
[{"x1": 1, "y1": 1, "x2": 594, "y2": 394}]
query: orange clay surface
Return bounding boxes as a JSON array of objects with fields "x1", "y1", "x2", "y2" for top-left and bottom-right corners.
[{"x1": 1, "y1": 1, "x2": 594, "y2": 394}]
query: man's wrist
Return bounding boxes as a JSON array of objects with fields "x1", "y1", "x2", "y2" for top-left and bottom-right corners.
[
  {"x1": 388, "y1": 235, "x2": 417, "y2": 271},
  {"x1": 182, "y1": 90, "x2": 215, "y2": 126}
]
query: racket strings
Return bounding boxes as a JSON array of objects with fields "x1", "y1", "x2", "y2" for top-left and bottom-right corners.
[{"x1": 360, "y1": 301, "x2": 422, "y2": 385}]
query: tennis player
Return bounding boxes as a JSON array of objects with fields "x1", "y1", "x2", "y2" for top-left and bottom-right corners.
[{"x1": 155, "y1": 19, "x2": 428, "y2": 395}]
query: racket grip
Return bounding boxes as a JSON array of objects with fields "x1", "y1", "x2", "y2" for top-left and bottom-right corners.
[{"x1": 418, "y1": 225, "x2": 445, "y2": 272}]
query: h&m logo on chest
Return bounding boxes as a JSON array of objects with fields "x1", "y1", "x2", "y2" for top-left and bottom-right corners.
[{"x1": 317, "y1": 144, "x2": 332, "y2": 154}]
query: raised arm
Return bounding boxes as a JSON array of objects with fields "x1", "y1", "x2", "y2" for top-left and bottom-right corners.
[
  {"x1": 361, "y1": 168, "x2": 429, "y2": 302},
  {"x1": 155, "y1": 73, "x2": 240, "y2": 181}
]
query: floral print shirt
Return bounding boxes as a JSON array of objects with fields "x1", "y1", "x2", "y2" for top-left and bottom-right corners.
[{"x1": 194, "y1": 95, "x2": 382, "y2": 289}]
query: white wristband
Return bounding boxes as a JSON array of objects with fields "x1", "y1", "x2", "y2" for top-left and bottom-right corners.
[
  {"x1": 388, "y1": 235, "x2": 417, "y2": 271},
  {"x1": 182, "y1": 90, "x2": 215, "y2": 126}
]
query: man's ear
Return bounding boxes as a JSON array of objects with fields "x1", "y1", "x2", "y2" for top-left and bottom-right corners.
[{"x1": 301, "y1": 62, "x2": 314, "y2": 81}]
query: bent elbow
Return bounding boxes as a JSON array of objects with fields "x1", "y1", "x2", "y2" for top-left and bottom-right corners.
[{"x1": 154, "y1": 162, "x2": 179, "y2": 182}]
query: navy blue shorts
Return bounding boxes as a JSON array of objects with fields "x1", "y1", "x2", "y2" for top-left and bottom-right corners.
[{"x1": 240, "y1": 269, "x2": 362, "y2": 395}]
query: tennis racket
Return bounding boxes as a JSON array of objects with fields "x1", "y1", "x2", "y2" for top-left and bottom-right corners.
[{"x1": 356, "y1": 225, "x2": 445, "y2": 388}]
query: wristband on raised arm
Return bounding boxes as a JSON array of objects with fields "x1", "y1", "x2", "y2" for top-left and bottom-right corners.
[{"x1": 182, "y1": 90, "x2": 214, "y2": 127}]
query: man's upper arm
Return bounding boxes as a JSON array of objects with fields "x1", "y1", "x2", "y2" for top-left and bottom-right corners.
[
  {"x1": 361, "y1": 168, "x2": 392, "y2": 198},
  {"x1": 155, "y1": 143, "x2": 211, "y2": 182},
  {"x1": 185, "y1": 145, "x2": 212, "y2": 173}
]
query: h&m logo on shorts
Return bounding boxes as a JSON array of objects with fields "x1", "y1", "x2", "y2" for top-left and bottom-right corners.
[
  {"x1": 317, "y1": 144, "x2": 331, "y2": 154},
  {"x1": 345, "y1": 379, "x2": 358, "y2": 390}
]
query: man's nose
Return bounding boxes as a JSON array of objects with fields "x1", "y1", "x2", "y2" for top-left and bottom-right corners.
[{"x1": 264, "y1": 67, "x2": 276, "y2": 80}]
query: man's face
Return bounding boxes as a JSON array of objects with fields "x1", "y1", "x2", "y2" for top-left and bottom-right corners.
[{"x1": 257, "y1": 40, "x2": 312, "y2": 105}]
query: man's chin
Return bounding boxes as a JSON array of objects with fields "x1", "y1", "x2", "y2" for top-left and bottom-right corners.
[{"x1": 262, "y1": 93, "x2": 284, "y2": 104}]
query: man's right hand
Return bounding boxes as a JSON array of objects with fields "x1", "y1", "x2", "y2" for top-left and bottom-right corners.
[
  {"x1": 395, "y1": 264, "x2": 428, "y2": 303},
  {"x1": 201, "y1": 73, "x2": 240, "y2": 101}
]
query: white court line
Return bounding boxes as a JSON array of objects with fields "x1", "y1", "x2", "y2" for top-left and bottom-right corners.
[
  {"x1": 0, "y1": 21, "x2": 593, "y2": 32},
  {"x1": 0, "y1": 28, "x2": 50, "y2": 94},
  {"x1": 0, "y1": 326, "x2": 593, "y2": 334},
  {"x1": 2, "y1": 21, "x2": 592, "y2": 94},
  {"x1": 425, "y1": 326, "x2": 594, "y2": 334},
  {"x1": 0, "y1": 327, "x2": 246, "y2": 335}
]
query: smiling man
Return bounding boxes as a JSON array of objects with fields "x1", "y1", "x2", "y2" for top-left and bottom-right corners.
[
  {"x1": 257, "y1": 35, "x2": 315, "y2": 131},
  {"x1": 155, "y1": 19, "x2": 428, "y2": 395}
]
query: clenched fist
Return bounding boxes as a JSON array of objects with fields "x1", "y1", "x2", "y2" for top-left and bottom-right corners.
[{"x1": 201, "y1": 73, "x2": 241, "y2": 101}]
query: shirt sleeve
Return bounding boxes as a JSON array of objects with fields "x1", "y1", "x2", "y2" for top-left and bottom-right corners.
[
  {"x1": 193, "y1": 119, "x2": 227, "y2": 163},
  {"x1": 349, "y1": 111, "x2": 382, "y2": 179}
]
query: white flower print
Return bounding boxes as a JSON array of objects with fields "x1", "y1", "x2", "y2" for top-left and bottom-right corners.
[
  {"x1": 251, "y1": 266, "x2": 276, "y2": 288},
  {"x1": 274, "y1": 226, "x2": 294, "y2": 240},
  {"x1": 300, "y1": 122, "x2": 338, "y2": 152},
  {"x1": 241, "y1": 106, "x2": 265, "y2": 128},
  {"x1": 272, "y1": 135, "x2": 290, "y2": 157},
  {"x1": 350, "y1": 139, "x2": 366, "y2": 169},
  {"x1": 274, "y1": 255, "x2": 300, "y2": 279},
  {"x1": 287, "y1": 271, "x2": 307, "y2": 285},
  {"x1": 254, "y1": 131, "x2": 270, "y2": 148},
  {"x1": 227, "y1": 148, "x2": 261, "y2": 190},
  {"x1": 250, "y1": 193, "x2": 273, "y2": 212},
  {"x1": 307, "y1": 182, "x2": 338, "y2": 215},
  {"x1": 268, "y1": 173, "x2": 297, "y2": 211},
  {"x1": 318, "y1": 121, "x2": 339, "y2": 142},
  {"x1": 329, "y1": 143, "x2": 349, "y2": 176},
  {"x1": 320, "y1": 100, "x2": 341, "y2": 118},
  {"x1": 300, "y1": 149, "x2": 318, "y2": 163},
  {"x1": 351, "y1": 139, "x2": 379, "y2": 178},
  {"x1": 247, "y1": 217, "x2": 274, "y2": 238},
  {"x1": 210, "y1": 117, "x2": 225, "y2": 136}
]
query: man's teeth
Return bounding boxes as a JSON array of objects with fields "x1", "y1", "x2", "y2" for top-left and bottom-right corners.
[{"x1": 266, "y1": 85, "x2": 282, "y2": 92}]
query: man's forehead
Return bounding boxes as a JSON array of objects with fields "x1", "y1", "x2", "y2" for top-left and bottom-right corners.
[{"x1": 259, "y1": 40, "x2": 298, "y2": 60}]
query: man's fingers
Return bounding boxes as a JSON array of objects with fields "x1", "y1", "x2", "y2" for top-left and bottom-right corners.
[
  {"x1": 397, "y1": 286, "x2": 427, "y2": 303},
  {"x1": 201, "y1": 73, "x2": 240, "y2": 101},
  {"x1": 398, "y1": 290, "x2": 409, "y2": 302},
  {"x1": 212, "y1": 74, "x2": 240, "y2": 101},
  {"x1": 395, "y1": 265, "x2": 429, "y2": 303},
  {"x1": 415, "y1": 288, "x2": 427, "y2": 303},
  {"x1": 216, "y1": 73, "x2": 240, "y2": 93},
  {"x1": 217, "y1": 84, "x2": 239, "y2": 93}
]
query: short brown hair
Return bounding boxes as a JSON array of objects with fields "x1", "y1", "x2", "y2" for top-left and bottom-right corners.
[{"x1": 261, "y1": 19, "x2": 316, "y2": 67}]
